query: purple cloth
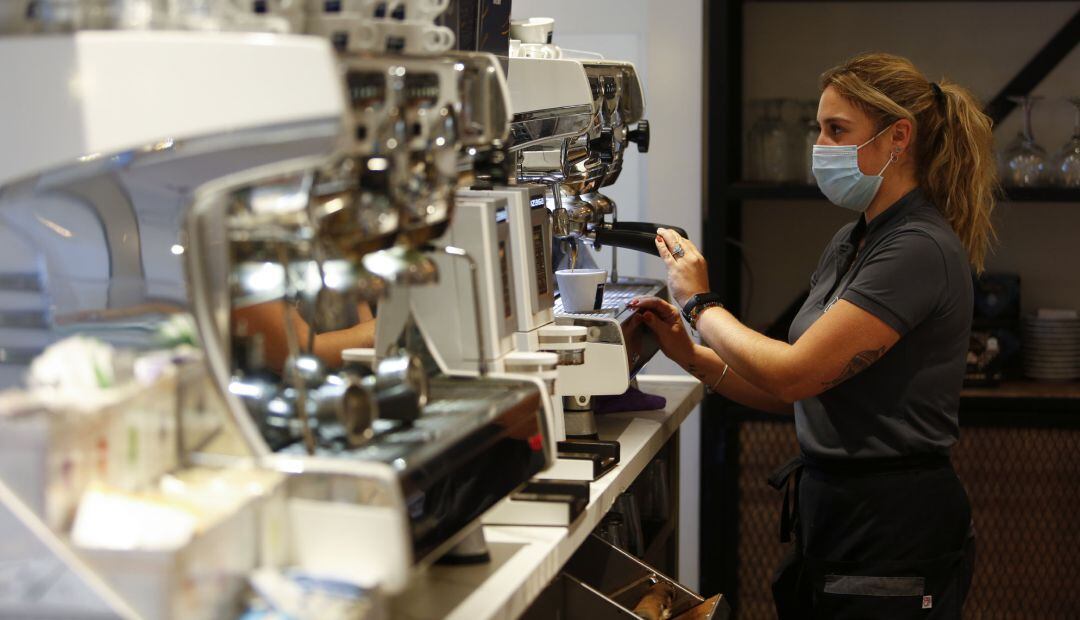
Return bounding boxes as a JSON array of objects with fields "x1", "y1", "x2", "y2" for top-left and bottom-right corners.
[{"x1": 592, "y1": 386, "x2": 667, "y2": 414}]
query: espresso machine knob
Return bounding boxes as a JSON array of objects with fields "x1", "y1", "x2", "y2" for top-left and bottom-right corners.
[{"x1": 628, "y1": 119, "x2": 650, "y2": 153}]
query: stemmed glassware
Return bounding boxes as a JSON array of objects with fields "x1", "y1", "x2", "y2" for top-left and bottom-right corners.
[
  {"x1": 747, "y1": 99, "x2": 789, "y2": 182},
  {"x1": 999, "y1": 95, "x2": 1048, "y2": 187},
  {"x1": 1052, "y1": 97, "x2": 1080, "y2": 187},
  {"x1": 746, "y1": 98, "x2": 822, "y2": 184},
  {"x1": 745, "y1": 100, "x2": 765, "y2": 181}
]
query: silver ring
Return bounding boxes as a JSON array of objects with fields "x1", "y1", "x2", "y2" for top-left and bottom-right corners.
[{"x1": 671, "y1": 243, "x2": 686, "y2": 259}]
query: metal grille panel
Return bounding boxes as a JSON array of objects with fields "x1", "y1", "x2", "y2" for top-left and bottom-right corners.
[
  {"x1": 729, "y1": 417, "x2": 1080, "y2": 619},
  {"x1": 553, "y1": 280, "x2": 661, "y2": 315},
  {"x1": 734, "y1": 420, "x2": 799, "y2": 620}
]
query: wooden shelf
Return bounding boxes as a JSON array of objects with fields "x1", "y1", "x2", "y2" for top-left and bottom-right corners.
[
  {"x1": 999, "y1": 186, "x2": 1080, "y2": 202},
  {"x1": 961, "y1": 379, "x2": 1080, "y2": 400},
  {"x1": 727, "y1": 182, "x2": 1080, "y2": 203}
]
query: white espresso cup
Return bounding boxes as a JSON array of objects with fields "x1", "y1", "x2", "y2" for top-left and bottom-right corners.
[
  {"x1": 510, "y1": 17, "x2": 555, "y2": 44},
  {"x1": 375, "y1": 20, "x2": 455, "y2": 53},
  {"x1": 399, "y1": 0, "x2": 450, "y2": 21},
  {"x1": 556, "y1": 268, "x2": 607, "y2": 313}
]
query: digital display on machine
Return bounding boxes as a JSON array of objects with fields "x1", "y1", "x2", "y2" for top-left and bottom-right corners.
[
  {"x1": 403, "y1": 73, "x2": 440, "y2": 106},
  {"x1": 345, "y1": 71, "x2": 384, "y2": 109},
  {"x1": 532, "y1": 225, "x2": 548, "y2": 295},
  {"x1": 588, "y1": 76, "x2": 602, "y2": 101},
  {"x1": 602, "y1": 76, "x2": 618, "y2": 99},
  {"x1": 499, "y1": 241, "x2": 512, "y2": 319},
  {"x1": 529, "y1": 196, "x2": 546, "y2": 209}
]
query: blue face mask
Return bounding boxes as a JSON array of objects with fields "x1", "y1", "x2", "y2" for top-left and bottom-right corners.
[{"x1": 812, "y1": 125, "x2": 897, "y2": 213}]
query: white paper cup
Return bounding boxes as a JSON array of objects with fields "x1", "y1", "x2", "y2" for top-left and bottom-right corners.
[{"x1": 556, "y1": 269, "x2": 607, "y2": 313}]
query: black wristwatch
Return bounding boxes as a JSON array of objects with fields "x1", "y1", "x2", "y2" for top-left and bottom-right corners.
[{"x1": 682, "y1": 292, "x2": 724, "y2": 330}]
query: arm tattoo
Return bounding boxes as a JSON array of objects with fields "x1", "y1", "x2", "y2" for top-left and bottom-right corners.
[{"x1": 822, "y1": 346, "x2": 885, "y2": 389}]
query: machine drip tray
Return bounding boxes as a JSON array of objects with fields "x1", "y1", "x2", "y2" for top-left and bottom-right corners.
[
  {"x1": 554, "y1": 279, "x2": 664, "y2": 319},
  {"x1": 482, "y1": 479, "x2": 590, "y2": 526},
  {"x1": 553, "y1": 439, "x2": 620, "y2": 481}
]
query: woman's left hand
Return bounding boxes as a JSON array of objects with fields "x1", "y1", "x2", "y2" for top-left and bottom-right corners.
[
  {"x1": 655, "y1": 227, "x2": 710, "y2": 308},
  {"x1": 628, "y1": 296, "x2": 695, "y2": 369}
]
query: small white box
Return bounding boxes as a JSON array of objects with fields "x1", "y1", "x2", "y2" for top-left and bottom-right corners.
[
  {"x1": 78, "y1": 489, "x2": 260, "y2": 620},
  {"x1": 0, "y1": 369, "x2": 180, "y2": 531}
]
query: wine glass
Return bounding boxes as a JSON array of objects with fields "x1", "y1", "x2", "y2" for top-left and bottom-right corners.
[
  {"x1": 1052, "y1": 97, "x2": 1080, "y2": 187},
  {"x1": 782, "y1": 99, "x2": 809, "y2": 182},
  {"x1": 758, "y1": 99, "x2": 789, "y2": 182},
  {"x1": 999, "y1": 95, "x2": 1048, "y2": 187},
  {"x1": 745, "y1": 100, "x2": 765, "y2": 180}
]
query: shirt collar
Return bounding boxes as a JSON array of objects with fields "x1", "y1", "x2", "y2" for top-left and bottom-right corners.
[{"x1": 846, "y1": 187, "x2": 927, "y2": 248}]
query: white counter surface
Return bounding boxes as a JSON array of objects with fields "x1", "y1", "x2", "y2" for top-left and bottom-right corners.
[{"x1": 390, "y1": 374, "x2": 704, "y2": 620}]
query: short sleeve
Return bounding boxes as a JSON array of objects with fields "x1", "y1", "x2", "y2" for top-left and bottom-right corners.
[{"x1": 840, "y1": 230, "x2": 946, "y2": 336}]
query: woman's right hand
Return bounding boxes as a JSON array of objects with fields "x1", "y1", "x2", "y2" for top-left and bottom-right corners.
[{"x1": 628, "y1": 296, "x2": 695, "y2": 370}]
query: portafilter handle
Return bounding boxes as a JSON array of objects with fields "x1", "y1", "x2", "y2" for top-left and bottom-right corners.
[
  {"x1": 592, "y1": 221, "x2": 689, "y2": 257},
  {"x1": 611, "y1": 221, "x2": 688, "y2": 238}
]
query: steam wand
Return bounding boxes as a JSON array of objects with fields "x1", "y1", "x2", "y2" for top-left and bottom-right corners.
[{"x1": 276, "y1": 245, "x2": 317, "y2": 455}]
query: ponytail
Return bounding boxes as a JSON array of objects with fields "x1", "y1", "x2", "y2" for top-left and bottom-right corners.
[
  {"x1": 821, "y1": 53, "x2": 998, "y2": 271},
  {"x1": 921, "y1": 81, "x2": 998, "y2": 271}
]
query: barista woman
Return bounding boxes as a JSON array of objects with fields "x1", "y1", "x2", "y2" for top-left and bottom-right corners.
[
  {"x1": 631, "y1": 53, "x2": 996, "y2": 618},
  {"x1": 234, "y1": 301, "x2": 376, "y2": 372}
]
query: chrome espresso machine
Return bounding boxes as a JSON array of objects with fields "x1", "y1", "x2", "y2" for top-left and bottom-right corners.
[
  {"x1": 416, "y1": 24, "x2": 690, "y2": 489},
  {"x1": 187, "y1": 3, "x2": 557, "y2": 589},
  {"x1": 498, "y1": 44, "x2": 686, "y2": 443},
  {"x1": 0, "y1": 0, "x2": 553, "y2": 606}
]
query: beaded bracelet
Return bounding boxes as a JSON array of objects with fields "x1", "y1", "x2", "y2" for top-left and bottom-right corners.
[{"x1": 688, "y1": 301, "x2": 722, "y2": 331}]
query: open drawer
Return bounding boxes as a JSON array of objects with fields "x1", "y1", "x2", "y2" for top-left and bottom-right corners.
[{"x1": 523, "y1": 534, "x2": 729, "y2": 619}]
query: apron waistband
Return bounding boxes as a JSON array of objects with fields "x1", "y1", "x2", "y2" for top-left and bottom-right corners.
[
  {"x1": 803, "y1": 452, "x2": 952, "y2": 476},
  {"x1": 767, "y1": 452, "x2": 952, "y2": 544}
]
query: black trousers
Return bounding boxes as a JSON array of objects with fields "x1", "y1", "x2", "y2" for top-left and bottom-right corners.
[{"x1": 771, "y1": 454, "x2": 976, "y2": 619}]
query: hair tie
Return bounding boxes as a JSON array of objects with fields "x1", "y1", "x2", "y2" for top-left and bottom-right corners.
[{"x1": 930, "y1": 82, "x2": 945, "y2": 108}]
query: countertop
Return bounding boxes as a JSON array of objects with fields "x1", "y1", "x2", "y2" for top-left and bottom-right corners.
[
  {"x1": 389, "y1": 374, "x2": 704, "y2": 620},
  {"x1": 960, "y1": 379, "x2": 1080, "y2": 401}
]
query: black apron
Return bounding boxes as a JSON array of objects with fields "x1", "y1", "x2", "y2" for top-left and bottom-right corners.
[{"x1": 769, "y1": 454, "x2": 976, "y2": 619}]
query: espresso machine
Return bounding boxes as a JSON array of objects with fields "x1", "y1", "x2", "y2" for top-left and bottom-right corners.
[
  {"x1": 507, "y1": 52, "x2": 679, "y2": 437},
  {"x1": 432, "y1": 50, "x2": 679, "y2": 493},
  {"x1": 185, "y1": 4, "x2": 557, "y2": 591},
  {"x1": 0, "y1": 6, "x2": 347, "y2": 617},
  {"x1": 0, "y1": 1, "x2": 554, "y2": 604}
]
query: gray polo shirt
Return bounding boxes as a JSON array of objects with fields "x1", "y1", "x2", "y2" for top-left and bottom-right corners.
[{"x1": 788, "y1": 188, "x2": 973, "y2": 459}]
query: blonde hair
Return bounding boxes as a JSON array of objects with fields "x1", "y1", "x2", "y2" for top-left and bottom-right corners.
[{"x1": 821, "y1": 53, "x2": 998, "y2": 271}]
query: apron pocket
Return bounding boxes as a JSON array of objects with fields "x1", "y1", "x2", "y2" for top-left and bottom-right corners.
[
  {"x1": 806, "y1": 552, "x2": 964, "y2": 619},
  {"x1": 823, "y1": 574, "x2": 925, "y2": 597}
]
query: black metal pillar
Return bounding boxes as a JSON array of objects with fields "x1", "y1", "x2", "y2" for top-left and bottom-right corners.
[
  {"x1": 700, "y1": 0, "x2": 745, "y2": 608},
  {"x1": 984, "y1": 8, "x2": 1080, "y2": 125}
]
